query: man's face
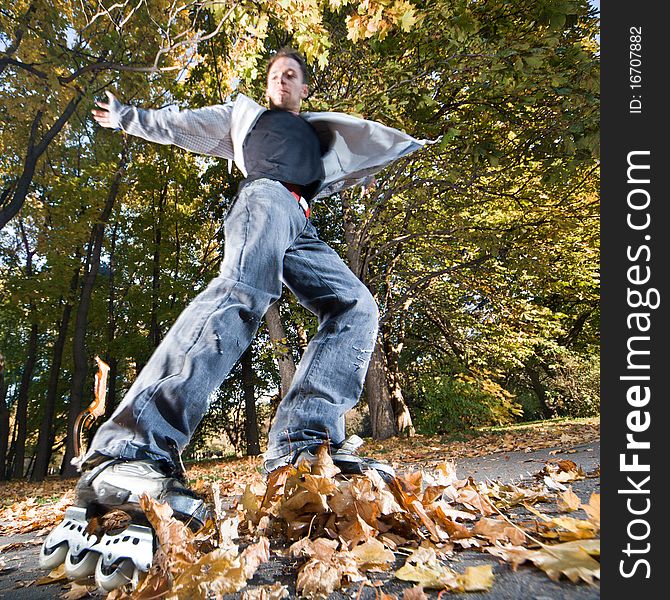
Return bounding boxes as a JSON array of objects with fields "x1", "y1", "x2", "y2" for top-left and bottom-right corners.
[{"x1": 265, "y1": 56, "x2": 308, "y2": 114}]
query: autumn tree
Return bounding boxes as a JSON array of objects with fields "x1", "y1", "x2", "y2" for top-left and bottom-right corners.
[{"x1": 0, "y1": 0, "x2": 599, "y2": 478}]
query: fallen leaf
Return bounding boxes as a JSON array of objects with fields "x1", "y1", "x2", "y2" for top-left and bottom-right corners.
[
  {"x1": 311, "y1": 444, "x2": 341, "y2": 479},
  {"x1": 295, "y1": 546, "x2": 362, "y2": 599},
  {"x1": 459, "y1": 564, "x2": 495, "y2": 591},
  {"x1": 452, "y1": 485, "x2": 497, "y2": 516},
  {"x1": 296, "y1": 556, "x2": 345, "y2": 599},
  {"x1": 557, "y1": 487, "x2": 582, "y2": 513},
  {"x1": 472, "y1": 517, "x2": 526, "y2": 546},
  {"x1": 35, "y1": 563, "x2": 68, "y2": 585},
  {"x1": 86, "y1": 509, "x2": 132, "y2": 537},
  {"x1": 394, "y1": 546, "x2": 459, "y2": 589},
  {"x1": 169, "y1": 537, "x2": 269, "y2": 599},
  {"x1": 139, "y1": 494, "x2": 198, "y2": 568},
  {"x1": 60, "y1": 582, "x2": 97, "y2": 599},
  {"x1": 581, "y1": 493, "x2": 600, "y2": 527},
  {"x1": 543, "y1": 475, "x2": 567, "y2": 491},
  {"x1": 240, "y1": 582, "x2": 289, "y2": 600},
  {"x1": 488, "y1": 539, "x2": 600, "y2": 584},
  {"x1": 401, "y1": 584, "x2": 428, "y2": 600},
  {"x1": 350, "y1": 538, "x2": 395, "y2": 571},
  {"x1": 532, "y1": 542, "x2": 600, "y2": 583}
]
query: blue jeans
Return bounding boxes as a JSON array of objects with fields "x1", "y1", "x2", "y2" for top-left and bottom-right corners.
[{"x1": 83, "y1": 179, "x2": 379, "y2": 469}]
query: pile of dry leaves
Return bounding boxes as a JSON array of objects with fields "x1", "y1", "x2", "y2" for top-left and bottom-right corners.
[
  {"x1": 40, "y1": 443, "x2": 601, "y2": 600},
  {"x1": 1, "y1": 419, "x2": 600, "y2": 599}
]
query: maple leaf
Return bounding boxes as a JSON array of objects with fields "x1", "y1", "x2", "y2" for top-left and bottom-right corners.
[
  {"x1": 241, "y1": 536, "x2": 271, "y2": 579},
  {"x1": 389, "y1": 479, "x2": 445, "y2": 542},
  {"x1": 339, "y1": 514, "x2": 377, "y2": 547},
  {"x1": 541, "y1": 460, "x2": 586, "y2": 484},
  {"x1": 392, "y1": 0, "x2": 419, "y2": 31},
  {"x1": 554, "y1": 460, "x2": 579, "y2": 472},
  {"x1": 374, "y1": 487, "x2": 403, "y2": 516},
  {"x1": 532, "y1": 543, "x2": 600, "y2": 584},
  {"x1": 472, "y1": 517, "x2": 526, "y2": 546},
  {"x1": 295, "y1": 544, "x2": 363, "y2": 599},
  {"x1": 169, "y1": 537, "x2": 269, "y2": 599},
  {"x1": 289, "y1": 536, "x2": 338, "y2": 560},
  {"x1": 488, "y1": 539, "x2": 600, "y2": 584},
  {"x1": 280, "y1": 487, "x2": 330, "y2": 522},
  {"x1": 241, "y1": 483, "x2": 263, "y2": 523},
  {"x1": 452, "y1": 485, "x2": 497, "y2": 517},
  {"x1": 394, "y1": 546, "x2": 459, "y2": 589},
  {"x1": 483, "y1": 481, "x2": 552, "y2": 508},
  {"x1": 396, "y1": 470, "x2": 424, "y2": 497},
  {"x1": 431, "y1": 501, "x2": 477, "y2": 523},
  {"x1": 296, "y1": 556, "x2": 344, "y2": 599},
  {"x1": 459, "y1": 564, "x2": 495, "y2": 592},
  {"x1": 350, "y1": 537, "x2": 396, "y2": 571},
  {"x1": 311, "y1": 444, "x2": 341, "y2": 478},
  {"x1": 139, "y1": 495, "x2": 198, "y2": 567},
  {"x1": 85, "y1": 509, "x2": 132, "y2": 537},
  {"x1": 557, "y1": 487, "x2": 582, "y2": 513},
  {"x1": 302, "y1": 474, "x2": 337, "y2": 496},
  {"x1": 581, "y1": 493, "x2": 600, "y2": 527},
  {"x1": 35, "y1": 563, "x2": 68, "y2": 586},
  {"x1": 261, "y1": 467, "x2": 292, "y2": 513},
  {"x1": 542, "y1": 516, "x2": 599, "y2": 542}
]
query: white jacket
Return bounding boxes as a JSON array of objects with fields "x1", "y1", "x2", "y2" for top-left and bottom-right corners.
[{"x1": 108, "y1": 93, "x2": 428, "y2": 198}]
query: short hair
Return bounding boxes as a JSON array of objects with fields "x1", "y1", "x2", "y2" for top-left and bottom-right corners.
[{"x1": 266, "y1": 47, "x2": 308, "y2": 85}]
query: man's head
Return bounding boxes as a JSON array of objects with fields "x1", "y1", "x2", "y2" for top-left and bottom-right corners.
[{"x1": 265, "y1": 48, "x2": 308, "y2": 114}]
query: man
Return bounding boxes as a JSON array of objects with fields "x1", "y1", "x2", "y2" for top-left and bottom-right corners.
[{"x1": 79, "y1": 49, "x2": 426, "y2": 523}]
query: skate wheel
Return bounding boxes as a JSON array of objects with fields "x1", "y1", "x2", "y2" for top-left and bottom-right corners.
[
  {"x1": 39, "y1": 541, "x2": 68, "y2": 569},
  {"x1": 95, "y1": 556, "x2": 138, "y2": 592},
  {"x1": 64, "y1": 548, "x2": 99, "y2": 580}
]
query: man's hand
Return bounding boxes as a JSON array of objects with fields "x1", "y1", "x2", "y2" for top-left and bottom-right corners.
[{"x1": 91, "y1": 91, "x2": 119, "y2": 129}]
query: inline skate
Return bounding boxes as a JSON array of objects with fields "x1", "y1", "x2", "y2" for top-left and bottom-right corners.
[{"x1": 39, "y1": 459, "x2": 209, "y2": 591}]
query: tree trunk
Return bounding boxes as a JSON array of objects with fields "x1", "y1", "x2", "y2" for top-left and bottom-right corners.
[
  {"x1": 150, "y1": 183, "x2": 168, "y2": 349},
  {"x1": 525, "y1": 362, "x2": 552, "y2": 419},
  {"x1": 387, "y1": 365, "x2": 414, "y2": 436},
  {"x1": 0, "y1": 92, "x2": 85, "y2": 230},
  {"x1": 382, "y1": 318, "x2": 415, "y2": 436},
  {"x1": 264, "y1": 301, "x2": 296, "y2": 397},
  {"x1": 62, "y1": 148, "x2": 128, "y2": 477},
  {"x1": 105, "y1": 222, "x2": 119, "y2": 419},
  {"x1": 241, "y1": 346, "x2": 260, "y2": 456},
  {"x1": 5, "y1": 417, "x2": 19, "y2": 480},
  {"x1": 342, "y1": 190, "x2": 399, "y2": 439},
  {"x1": 31, "y1": 265, "x2": 81, "y2": 481},
  {"x1": 11, "y1": 322, "x2": 39, "y2": 478},
  {"x1": 0, "y1": 353, "x2": 9, "y2": 479},
  {"x1": 365, "y1": 344, "x2": 396, "y2": 440},
  {"x1": 104, "y1": 358, "x2": 119, "y2": 420}
]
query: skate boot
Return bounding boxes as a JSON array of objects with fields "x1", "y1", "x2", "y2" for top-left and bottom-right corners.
[
  {"x1": 260, "y1": 435, "x2": 395, "y2": 483},
  {"x1": 39, "y1": 459, "x2": 209, "y2": 592}
]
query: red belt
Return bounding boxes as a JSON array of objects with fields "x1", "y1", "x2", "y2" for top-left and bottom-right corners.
[{"x1": 283, "y1": 183, "x2": 311, "y2": 218}]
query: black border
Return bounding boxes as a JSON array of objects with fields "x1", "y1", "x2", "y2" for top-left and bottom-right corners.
[{"x1": 601, "y1": 2, "x2": 668, "y2": 594}]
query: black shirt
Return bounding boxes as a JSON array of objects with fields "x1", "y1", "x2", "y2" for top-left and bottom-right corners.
[{"x1": 241, "y1": 109, "x2": 326, "y2": 201}]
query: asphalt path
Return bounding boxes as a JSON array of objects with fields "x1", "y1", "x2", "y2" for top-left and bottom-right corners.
[{"x1": 0, "y1": 440, "x2": 601, "y2": 599}]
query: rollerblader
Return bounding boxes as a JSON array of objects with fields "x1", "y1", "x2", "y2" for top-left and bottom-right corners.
[{"x1": 40, "y1": 48, "x2": 427, "y2": 590}]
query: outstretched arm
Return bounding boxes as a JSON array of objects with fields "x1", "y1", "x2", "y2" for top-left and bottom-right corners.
[{"x1": 91, "y1": 91, "x2": 235, "y2": 159}]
